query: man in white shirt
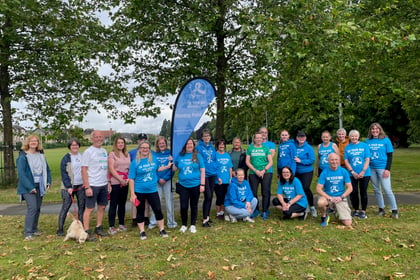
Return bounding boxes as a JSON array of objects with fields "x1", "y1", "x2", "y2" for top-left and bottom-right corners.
[{"x1": 82, "y1": 130, "x2": 109, "y2": 239}]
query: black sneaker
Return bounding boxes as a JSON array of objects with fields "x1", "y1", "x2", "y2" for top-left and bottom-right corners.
[
  {"x1": 56, "y1": 230, "x2": 65, "y2": 236},
  {"x1": 94, "y1": 226, "x2": 108, "y2": 237},
  {"x1": 140, "y1": 231, "x2": 147, "y2": 240},
  {"x1": 378, "y1": 208, "x2": 385, "y2": 216},
  {"x1": 391, "y1": 210, "x2": 399, "y2": 219},
  {"x1": 202, "y1": 221, "x2": 211, "y2": 228},
  {"x1": 160, "y1": 229, "x2": 168, "y2": 238},
  {"x1": 85, "y1": 230, "x2": 96, "y2": 241}
]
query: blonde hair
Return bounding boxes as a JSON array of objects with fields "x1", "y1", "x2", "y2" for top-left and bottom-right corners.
[
  {"x1": 22, "y1": 135, "x2": 43, "y2": 152},
  {"x1": 136, "y1": 141, "x2": 153, "y2": 163}
]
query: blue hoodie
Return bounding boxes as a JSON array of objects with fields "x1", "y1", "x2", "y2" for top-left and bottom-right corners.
[
  {"x1": 224, "y1": 177, "x2": 254, "y2": 209},
  {"x1": 153, "y1": 149, "x2": 172, "y2": 181},
  {"x1": 196, "y1": 139, "x2": 218, "y2": 177},
  {"x1": 277, "y1": 139, "x2": 297, "y2": 174},
  {"x1": 294, "y1": 141, "x2": 315, "y2": 174}
]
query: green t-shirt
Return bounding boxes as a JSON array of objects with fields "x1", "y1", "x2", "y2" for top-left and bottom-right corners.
[{"x1": 246, "y1": 144, "x2": 270, "y2": 174}]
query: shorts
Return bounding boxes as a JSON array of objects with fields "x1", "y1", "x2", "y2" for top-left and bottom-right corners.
[
  {"x1": 331, "y1": 198, "x2": 352, "y2": 221},
  {"x1": 85, "y1": 185, "x2": 108, "y2": 209}
]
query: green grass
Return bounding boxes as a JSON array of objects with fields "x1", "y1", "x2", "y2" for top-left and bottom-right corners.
[
  {"x1": 0, "y1": 205, "x2": 418, "y2": 279},
  {"x1": 0, "y1": 146, "x2": 419, "y2": 279}
]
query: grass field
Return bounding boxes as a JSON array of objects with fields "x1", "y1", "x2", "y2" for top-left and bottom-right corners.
[{"x1": 0, "y1": 145, "x2": 419, "y2": 279}]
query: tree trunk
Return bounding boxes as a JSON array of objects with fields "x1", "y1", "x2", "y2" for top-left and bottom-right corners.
[
  {"x1": 215, "y1": 0, "x2": 227, "y2": 140},
  {"x1": 0, "y1": 20, "x2": 17, "y2": 186}
]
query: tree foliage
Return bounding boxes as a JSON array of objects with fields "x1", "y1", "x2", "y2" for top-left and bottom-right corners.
[{"x1": 1, "y1": 0, "x2": 149, "y2": 184}]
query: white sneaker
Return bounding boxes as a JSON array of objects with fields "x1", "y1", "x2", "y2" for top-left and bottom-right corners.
[
  {"x1": 229, "y1": 214, "x2": 237, "y2": 223},
  {"x1": 179, "y1": 225, "x2": 188, "y2": 233},
  {"x1": 189, "y1": 225, "x2": 197, "y2": 233},
  {"x1": 224, "y1": 214, "x2": 231, "y2": 222},
  {"x1": 243, "y1": 216, "x2": 255, "y2": 223},
  {"x1": 310, "y1": 206, "x2": 318, "y2": 217}
]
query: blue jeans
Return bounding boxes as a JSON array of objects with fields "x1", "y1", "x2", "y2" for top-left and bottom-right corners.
[
  {"x1": 149, "y1": 180, "x2": 178, "y2": 228},
  {"x1": 22, "y1": 186, "x2": 43, "y2": 237},
  {"x1": 370, "y1": 168, "x2": 398, "y2": 210},
  {"x1": 225, "y1": 197, "x2": 258, "y2": 219}
]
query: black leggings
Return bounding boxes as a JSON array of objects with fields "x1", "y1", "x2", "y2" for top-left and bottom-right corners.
[
  {"x1": 58, "y1": 185, "x2": 85, "y2": 231},
  {"x1": 108, "y1": 184, "x2": 128, "y2": 227},
  {"x1": 178, "y1": 184, "x2": 200, "y2": 226},
  {"x1": 202, "y1": 176, "x2": 216, "y2": 219},
  {"x1": 215, "y1": 183, "x2": 229, "y2": 206},
  {"x1": 295, "y1": 171, "x2": 314, "y2": 207},
  {"x1": 248, "y1": 173, "x2": 272, "y2": 212},
  {"x1": 350, "y1": 176, "x2": 370, "y2": 211},
  {"x1": 135, "y1": 192, "x2": 163, "y2": 223}
]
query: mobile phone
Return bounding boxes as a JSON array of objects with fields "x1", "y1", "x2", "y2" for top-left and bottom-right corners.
[{"x1": 134, "y1": 198, "x2": 140, "y2": 207}]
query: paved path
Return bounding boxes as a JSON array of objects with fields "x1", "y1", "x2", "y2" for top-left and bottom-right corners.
[{"x1": 0, "y1": 192, "x2": 419, "y2": 216}]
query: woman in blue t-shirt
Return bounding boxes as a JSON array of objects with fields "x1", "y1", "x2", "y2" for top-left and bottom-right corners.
[
  {"x1": 344, "y1": 130, "x2": 371, "y2": 219},
  {"x1": 174, "y1": 138, "x2": 205, "y2": 233},
  {"x1": 128, "y1": 141, "x2": 172, "y2": 240},
  {"x1": 214, "y1": 139, "x2": 233, "y2": 220},
  {"x1": 272, "y1": 166, "x2": 308, "y2": 220},
  {"x1": 365, "y1": 123, "x2": 399, "y2": 219},
  {"x1": 317, "y1": 130, "x2": 339, "y2": 177}
]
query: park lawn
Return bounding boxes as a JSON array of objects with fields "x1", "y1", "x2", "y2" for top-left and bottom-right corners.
[
  {"x1": 1, "y1": 145, "x2": 419, "y2": 203},
  {"x1": 0, "y1": 204, "x2": 418, "y2": 279}
]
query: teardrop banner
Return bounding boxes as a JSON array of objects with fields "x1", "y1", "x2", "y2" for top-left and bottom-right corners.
[{"x1": 171, "y1": 77, "x2": 216, "y2": 161}]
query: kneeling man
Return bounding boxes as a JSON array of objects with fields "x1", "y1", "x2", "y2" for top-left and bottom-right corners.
[{"x1": 316, "y1": 153, "x2": 352, "y2": 227}]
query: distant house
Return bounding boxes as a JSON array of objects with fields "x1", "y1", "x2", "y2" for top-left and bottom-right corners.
[{"x1": 0, "y1": 125, "x2": 26, "y2": 145}]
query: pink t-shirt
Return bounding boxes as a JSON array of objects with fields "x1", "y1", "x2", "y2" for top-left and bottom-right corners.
[{"x1": 108, "y1": 151, "x2": 130, "y2": 185}]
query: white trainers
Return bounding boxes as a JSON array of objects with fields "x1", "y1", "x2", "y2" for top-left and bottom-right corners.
[
  {"x1": 108, "y1": 227, "x2": 117, "y2": 235},
  {"x1": 310, "y1": 206, "x2": 318, "y2": 217},
  {"x1": 224, "y1": 214, "x2": 231, "y2": 222},
  {"x1": 243, "y1": 216, "x2": 255, "y2": 223},
  {"x1": 189, "y1": 225, "x2": 197, "y2": 233},
  {"x1": 179, "y1": 225, "x2": 188, "y2": 233},
  {"x1": 229, "y1": 214, "x2": 237, "y2": 223}
]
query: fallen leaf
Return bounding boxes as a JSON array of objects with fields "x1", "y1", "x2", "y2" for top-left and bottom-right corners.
[
  {"x1": 99, "y1": 255, "x2": 107, "y2": 259},
  {"x1": 393, "y1": 272, "x2": 406, "y2": 278},
  {"x1": 95, "y1": 268, "x2": 105, "y2": 272},
  {"x1": 222, "y1": 266, "x2": 230, "y2": 271},
  {"x1": 24, "y1": 258, "x2": 33, "y2": 265},
  {"x1": 64, "y1": 251, "x2": 73, "y2": 255},
  {"x1": 97, "y1": 274, "x2": 105, "y2": 279},
  {"x1": 156, "y1": 271, "x2": 165, "y2": 277},
  {"x1": 274, "y1": 251, "x2": 281, "y2": 256},
  {"x1": 231, "y1": 264, "x2": 238, "y2": 270},
  {"x1": 384, "y1": 237, "x2": 391, "y2": 243},
  {"x1": 282, "y1": 256, "x2": 290, "y2": 261},
  {"x1": 383, "y1": 255, "x2": 392, "y2": 261},
  {"x1": 312, "y1": 247, "x2": 327, "y2": 253},
  {"x1": 207, "y1": 271, "x2": 216, "y2": 279}
]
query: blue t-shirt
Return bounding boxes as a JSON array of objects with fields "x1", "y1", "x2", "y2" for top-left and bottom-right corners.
[
  {"x1": 153, "y1": 149, "x2": 172, "y2": 181},
  {"x1": 295, "y1": 141, "x2": 315, "y2": 174},
  {"x1": 344, "y1": 142, "x2": 371, "y2": 176},
  {"x1": 196, "y1": 140, "x2": 218, "y2": 177},
  {"x1": 277, "y1": 140, "x2": 297, "y2": 174},
  {"x1": 128, "y1": 148, "x2": 138, "y2": 162},
  {"x1": 215, "y1": 152, "x2": 233, "y2": 184},
  {"x1": 174, "y1": 153, "x2": 205, "y2": 188},
  {"x1": 128, "y1": 157, "x2": 159, "y2": 193},
  {"x1": 318, "y1": 166, "x2": 351, "y2": 197},
  {"x1": 318, "y1": 142, "x2": 335, "y2": 171},
  {"x1": 277, "y1": 177, "x2": 308, "y2": 208},
  {"x1": 262, "y1": 140, "x2": 276, "y2": 173},
  {"x1": 365, "y1": 137, "x2": 394, "y2": 169}
]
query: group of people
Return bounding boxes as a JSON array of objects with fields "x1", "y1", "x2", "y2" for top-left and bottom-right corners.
[{"x1": 16, "y1": 122, "x2": 399, "y2": 240}]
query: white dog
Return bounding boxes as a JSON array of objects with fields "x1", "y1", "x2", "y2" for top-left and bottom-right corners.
[{"x1": 63, "y1": 213, "x2": 88, "y2": 243}]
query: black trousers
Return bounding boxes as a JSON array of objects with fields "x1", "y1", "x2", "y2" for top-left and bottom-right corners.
[{"x1": 248, "y1": 173, "x2": 272, "y2": 212}]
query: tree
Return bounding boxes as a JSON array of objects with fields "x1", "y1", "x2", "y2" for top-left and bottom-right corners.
[
  {"x1": 0, "y1": 1, "x2": 156, "y2": 185},
  {"x1": 159, "y1": 119, "x2": 171, "y2": 138},
  {"x1": 109, "y1": 0, "x2": 280, "y2": 140}
]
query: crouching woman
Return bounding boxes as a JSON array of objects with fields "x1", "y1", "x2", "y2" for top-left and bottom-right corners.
[
  {"x1": 224, "y1": 169, "x2": 257, "y2": 223},
  {"x1": 272, "y1": 166, "x2": 308, "y2": 220}
]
